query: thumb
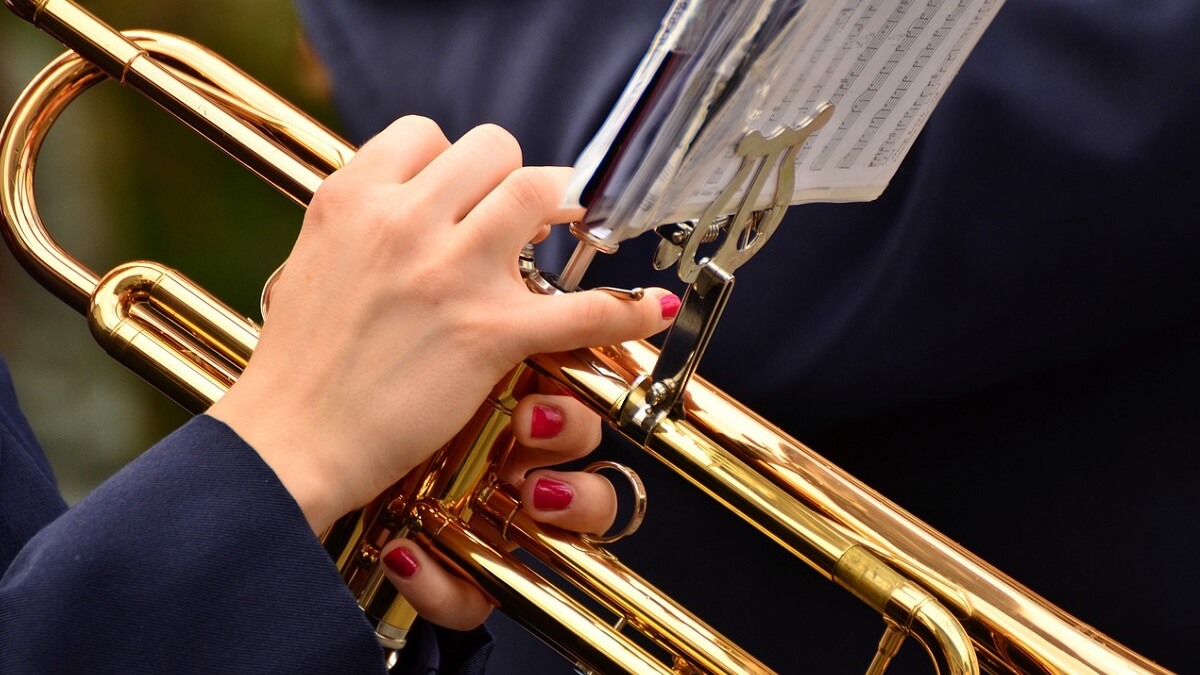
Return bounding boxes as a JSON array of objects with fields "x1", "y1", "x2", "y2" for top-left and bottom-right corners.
[{"x1": 516, "y1": 288, "x2": 680, "y2": 355}]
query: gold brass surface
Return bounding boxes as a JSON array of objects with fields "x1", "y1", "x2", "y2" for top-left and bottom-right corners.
[
  {"x1": 577, "y1": 461, "x2": 646, "y2": 544},
  {"x1": 0, "y1": 1, "x2": 1175, "y2": 673},
  {"x1": 529, "y1": 344, "x2": 1171, "y2": 673}
]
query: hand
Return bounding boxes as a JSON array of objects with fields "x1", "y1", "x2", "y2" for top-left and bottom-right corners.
[
  {"x1": 208, "y1": 116, "x2": 678, "y2": 532},
  {"x1": 376, "y1": 385, "x2": 616, "y2": 630}
]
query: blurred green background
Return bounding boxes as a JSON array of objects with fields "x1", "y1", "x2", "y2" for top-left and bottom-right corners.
[{"x1": 0, "y1": 1, "x2": 341, "y2": 501}]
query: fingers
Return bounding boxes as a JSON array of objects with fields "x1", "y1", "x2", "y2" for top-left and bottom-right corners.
[
  {"x1": 405, "y1": 124, "x2": 525, "y2": 222},
  {"x1": 340, "y1": 115, "x2": 451, "y2": 184},
  {"x1": 520, "y1": 469, "x2": 618, "y2": 536},
  {"x1": 377, "y1": 468, "x2": 620, "y2": 632},
  {"x1": 507, "y1": 393, "x2": 617, "y2": 537},
  {"x1": 503, "y1": 394, "x2": 600, "y2": 482},
  {"x1": 515, "y1": 288, "x2": 682, "y2": 356},
  {"x1": 379, "y1": 539, "x2": 493, "y2": 631},
  {"x1": 354, "y1": 122, "x2": 579, "y2": 240},
  {"x1": 326, "y1": 117, "x2": 582, "y2": 264},
  {"x1": 379, "y1": 388, "x2": 618, "y2": 630},
  {"x1": 460, "y1": 166, "x2": 584, "y2": 248},
  {"x1": 530, "y1": 223, "x2": 553, "y2": 244}
]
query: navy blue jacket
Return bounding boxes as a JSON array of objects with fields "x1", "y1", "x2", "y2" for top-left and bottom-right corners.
[
  {"x1": 296, "y1": 2, "x2": 1200, "y2": 672},
  {"x1": 0, "y1": 357, "x2": 489, "y2": 673}
]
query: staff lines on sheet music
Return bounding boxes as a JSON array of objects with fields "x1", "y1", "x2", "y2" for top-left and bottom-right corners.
[
  {"x1": 630, "y1": 2, "x2": 781, "y2": 222},
  {"x1": 810, "y1": 0, "x2": 914, "y2": 172},
  {"x1": 676, "y1": 2, "x2": 823, "y2": 195},
  {"x1": 770, "y1": 2, "x2": 849, "y2": 125},
  {"x1": 803, "y1": 0, "x2": 882, "y2": 119},
  {"x1": 867, "y1": 0, "x2": 970, "y2": 166},
  {"x1": 681, "y1": 0, "x2": 918, "y2": 206},
  {"x1": 835, "y1": 0, "x2": 940, "y2": 169},
  {"x1": 840, "y1": 0, "x2": 966, "y2": 169},
  {"x1": 780, "y1": 0, "x2": 864, "y2": 127},
  {"x1": 871, "y1": 0, "x2": 999, "y2": 166},
  {"x1": 683, "y1": 0, "x2": 862, "y2": 199},
  {"x1": 610, "y1": 0, "x2": 1005, "y2": 231}
]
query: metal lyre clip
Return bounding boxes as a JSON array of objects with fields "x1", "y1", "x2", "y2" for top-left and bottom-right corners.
[{"x1": 622, "y1": 103, "x2": 835, "y2": 437}]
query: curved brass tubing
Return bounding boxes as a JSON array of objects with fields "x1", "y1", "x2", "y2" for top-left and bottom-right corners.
[{"x1": 1, "y1": 1, "x2": 1174, "y2": 672}]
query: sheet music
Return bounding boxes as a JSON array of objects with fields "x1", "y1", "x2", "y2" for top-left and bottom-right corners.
[
  {"x1": 568, "y1": 0, "x2": 1005, "y2": 248},
  {"x1": 567, "y1": 0, "x2": 780, "y2": 237}
]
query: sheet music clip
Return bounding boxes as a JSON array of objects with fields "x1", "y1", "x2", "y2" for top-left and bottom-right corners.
[{"x1": 621, "y1": 103, "x2": 834, "y2": 436}]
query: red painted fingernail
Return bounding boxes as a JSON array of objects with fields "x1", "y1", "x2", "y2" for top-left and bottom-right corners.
[
  {"x1": 530, "y1": 404, "x2": 564, "y2": 439},
  {"x1": 533, "y1": 478, "x2": 574, "y2": 511},
  {"x1": 659, "y1": 294, "x2": 681, "y2": 319},
  {"x1": 383, "y1": 546, "x2": 419, "y2": 579}
]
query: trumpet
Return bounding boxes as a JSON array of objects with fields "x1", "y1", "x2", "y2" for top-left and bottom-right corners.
[{"x1": 0, "y1": 0, "x2": 1172, "y2": 672}]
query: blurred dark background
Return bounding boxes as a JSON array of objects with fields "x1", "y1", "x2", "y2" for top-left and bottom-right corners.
[{"x1": 0, "y1": 1, "x2": 339, "y2": 501}]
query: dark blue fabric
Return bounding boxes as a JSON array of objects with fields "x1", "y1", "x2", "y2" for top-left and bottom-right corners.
[
  {"x1": 0, "y1": 356, "x2": 489, "y2": 673},
  {"x1": 0, "y1": 360, "x2": 66, "y2": 575},
  {"x1": 295, "y1": 2, "x2": 1200, "y2": 672}
]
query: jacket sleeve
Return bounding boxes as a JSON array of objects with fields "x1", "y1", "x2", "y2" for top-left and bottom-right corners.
[{"x1": 0, "y1": 411, "x2": 490, "y2": 674}]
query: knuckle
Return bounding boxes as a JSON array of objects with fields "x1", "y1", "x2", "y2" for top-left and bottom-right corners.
[
  {"x1": 579, "y1": 293, "x2": 614, "y2": 328},
  {"x1": 417, "y1": 588, "x2": 455, "y2": 622},
  {"x1": 501, "y1": 168, "x2": 554, "y2": 217},
  {"x1": 450, "y1": 308, "x2": 516, "y2": 367},
  {"x1": 582, "y1": 416, "x2": 603, "y2": 452},
  {"x1": 420, "y1": 586, "x2": 490, "y2": 630},
  {"x1": 357, "y1": 190, "x2": 408, "y2": 242},
  {"x1": 558, "y1": 399, "x2": 602, "y2": 453},
  {"x1": 405, "y1": 259, "x2": 460, "y2": 305},
  {"x1": 640, "y1": 297, "x2": 662, "y2": 335},
  {"x1": 468, "y1": 123, "x2": 522, "y2": 167},
  {"x1": 390, "y1": 183, "x2": 438, "y2": 226},
  {"x1": 309, "y1": 171, "x2": 358, "y2": 219},
  {"x1": 583, "y1": 478, "x2": 619, "y2": 529},
  {"x1": 387, "y1": 114, "x2": 444, "y2": 141},
  {"x1": 599, "y1": 488, "x2": 619, "y2": 533},
  {"x1": 336, "y1": 185, "x2": 444, "y2": 267},
  {"x1": 459, "y1": 602, "x2": 493, "y2": 630}
]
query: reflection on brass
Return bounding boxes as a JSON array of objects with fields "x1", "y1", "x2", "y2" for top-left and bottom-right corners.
[
  {"x1": 592, "y1": 286, "x2": 646, "y2": 301},
  {"x1": 579, "y1": 461, "x2": 646, "y2": 545},
  {"x1": 0, "y1": 1, "x2": 1174, "y2": 673}
]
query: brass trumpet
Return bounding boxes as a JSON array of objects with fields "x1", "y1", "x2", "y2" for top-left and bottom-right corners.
[{"x1": 0, "y1": 1, "x2": 1171, "y2": 672}]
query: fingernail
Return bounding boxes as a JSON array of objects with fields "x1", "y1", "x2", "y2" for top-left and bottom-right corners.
[
  {"x1": 383, "y1": 546, "x2": 419, "y2": 579},
  {"x1": 533, "y1": 478, "x2": 574, "y2": 510},
  {"x1": 659, "y1": 293, "x2": 681, "y2": 319},
  {"x1": 530, "y1": 404, "x2": 564, "y2": 439}
]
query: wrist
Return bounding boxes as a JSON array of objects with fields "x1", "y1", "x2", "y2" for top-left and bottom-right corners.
[{"x1": 207, "y1": 380, "x2": 351, "y2": 534}]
